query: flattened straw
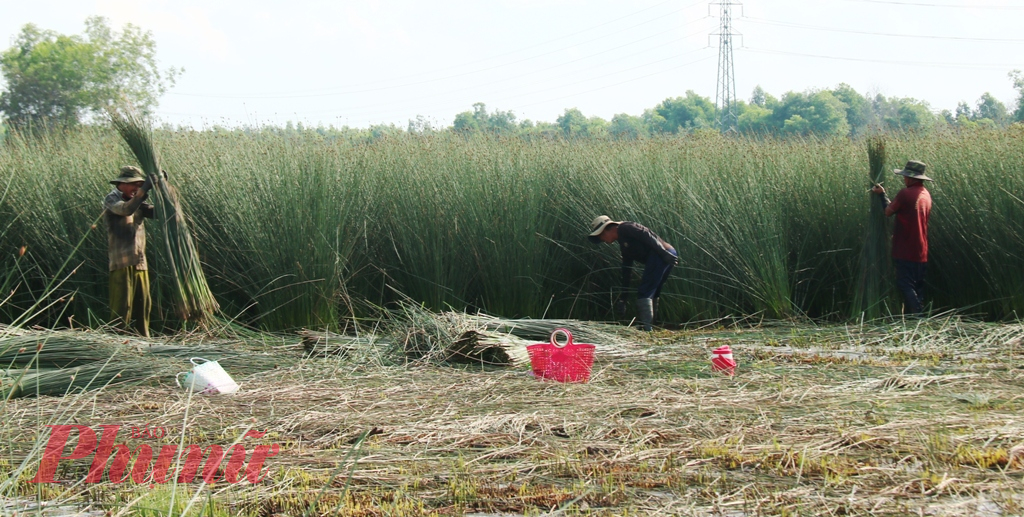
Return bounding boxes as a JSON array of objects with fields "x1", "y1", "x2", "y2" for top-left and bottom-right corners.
[{"x1": 107, "y1": 107, "x2": 219, "y2": 324}]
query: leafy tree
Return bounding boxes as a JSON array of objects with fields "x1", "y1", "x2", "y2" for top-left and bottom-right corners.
[
  {"x1": 874, "y1": 95, "x2": 936, "y2": 132},
  {"x1": 556, "y1": 108, "x2": 587, "y2": 137},
  {"x1": 649, "y1": 91, "x2": 715, "y2": 133},
  {"x1": 750, "y1": 85, "x2": 768, "y2": 107},
  {"x1": 774, "y1": 90, "x2": 850, "y2": 137},
  {"x1": 452, "y1": 111, "x2": 480, "y2": 132},
  {"x1": 408, "y1": 115, "x2": 436, "y2": 134},
  {"x1": 0, "y1": 16, "x2": 180, "y2": 131},
  {"x1": 973, "y1": 92, "x2": 1008, "y2": 126},
  {"x1": 737, "y1": 104, "x2": 773, "y2": 134},
  {"x1": 368, "y1": 123, "x2": 403, "y2": 141},
  {"x1": 955, "y1": 101, "x2": 973, "y2": 120},
  {"x1": 452, "y1": 102, "x2": 518, "y2": 134},
  {"x1": 608, "y1": 113, "x2": 646, "y2": 140},
  {"x1": 831, "y1": 83, "x2": 871, "y2": 134},
  {"x1": 552, "y1": 108, "x2": 608, "y2": 138},
  {"x1": 1011, "y1": 70, "x2": 1024, "y2": 123},
  {"x1": 452, "y1": 102, "x2": 486, "y2": 132}
]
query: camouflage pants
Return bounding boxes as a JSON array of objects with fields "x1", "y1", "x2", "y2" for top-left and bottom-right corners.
[{"x1": 109, "y1": 267, "x2": 151, "y2": 337}]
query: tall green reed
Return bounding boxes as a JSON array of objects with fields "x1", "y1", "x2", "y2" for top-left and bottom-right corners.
[{"x1": 1, "y1": 127, "x2": 1021, "y2": 329}]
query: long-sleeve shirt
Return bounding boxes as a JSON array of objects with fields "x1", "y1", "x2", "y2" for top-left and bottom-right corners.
[
  {"x1": 617, "y1": 222, "x2": 675, "y2": 288},
  {"x1": 103, "y1": 190, "x2": 154, "y2": 271},
  {"x1": 889, "y1": 184, "x2": 932, "y2": 262}
]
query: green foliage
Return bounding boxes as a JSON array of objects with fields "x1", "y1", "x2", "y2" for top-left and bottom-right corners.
[
  {"x1": 1011, "y1": 70, "x2": 1024, "y2": 123},
  {"x1": 0, "y1": 16, "x2": 179, "y2": 132},
  {"x1": 831, "y1": 83, "x2": 871, "y2": 134},
  {"x1": 608, "y1": 113, "x2": 647, "y2": 140},
  {"x1": 648, "y1": 91, "x2": 715, "y2": 133},
  {"x1": 973, "y1": 92, "x2": 1009, "y2": 127},
  {"x1": 446, "y1": 80, "x2": 1014, "y2": 139},
  {"x1": 776, "y1": 90, "x2": 851, "y2": 137},
  {"x1": 554, "y1": 108, "x2": 608, "y2": 139},
  {"x1": 453, "y1": 102, "x2": 517, "y2": 134},
  {"x1": 875, "y1": 95, "x2": 936, "y2": 133}
]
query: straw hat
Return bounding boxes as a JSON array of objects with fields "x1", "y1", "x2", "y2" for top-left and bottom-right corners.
[
  {"x1": 894, "y1": 160, "x2": 932, "y2": 181},
  {"x1": 109, "y1": 166, "x2": 146, "y2": 185},
  {"x1": 588, "y1": 215, "x2": 621, "y2": 242}
]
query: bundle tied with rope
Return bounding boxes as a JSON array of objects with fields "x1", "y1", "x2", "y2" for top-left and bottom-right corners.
[{"x1": 107, "y1": 107, "x2": 219, "y2": 324}]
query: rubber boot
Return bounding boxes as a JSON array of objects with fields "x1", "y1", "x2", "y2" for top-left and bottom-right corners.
[
  {"x1": 637, "y1": 297, "x2": 654, "y2": 332},
  {"x1": 652, "y1": 297, "x2": 659, "y2": 326}
]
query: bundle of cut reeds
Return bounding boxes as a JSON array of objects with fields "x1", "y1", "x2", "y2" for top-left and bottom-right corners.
[
  {"x1": 0, "y1": 328, "x2": 293, "y2": 398},
  {"x1": 854, "y1": 137, "x2": 891, "y2": 318},
  {"x1": 108, "y1": 108, "x2": 219, "y2": 323}
]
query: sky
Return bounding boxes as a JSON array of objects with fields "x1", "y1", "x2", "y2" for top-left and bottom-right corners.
[{"x1": 2, "y1": 0, "x2": 1023, "y2": 129}]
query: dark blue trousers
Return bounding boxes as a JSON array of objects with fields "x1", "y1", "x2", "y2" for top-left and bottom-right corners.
[
  {"x1": 895, "y1": 259, "x2": 927, "y2": 315},
  {"x1": 637, "y1": 249, "x2": 677, "y2": 299}
]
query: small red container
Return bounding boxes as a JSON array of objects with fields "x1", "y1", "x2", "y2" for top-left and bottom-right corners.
[
  {"x1": 711, "y1": 345, "x2": 737, "y2": 375},
  {"x1": 527, "y1": 328, "x2": 595, "y2": 383}
]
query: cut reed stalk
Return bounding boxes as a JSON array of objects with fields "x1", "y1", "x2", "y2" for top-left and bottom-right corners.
[{"x1": 854, "y1": 136, "x2": 891, "y2": 318}]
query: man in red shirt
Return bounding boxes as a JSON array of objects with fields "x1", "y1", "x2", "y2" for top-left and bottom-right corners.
[{"x1": 871, "y1": 160, "x2": 933, "y2": 315}]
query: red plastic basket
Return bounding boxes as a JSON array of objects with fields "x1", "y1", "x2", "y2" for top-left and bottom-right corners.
[{"x1": 527, "y1": 328, "x2": 595, "y2": 383}]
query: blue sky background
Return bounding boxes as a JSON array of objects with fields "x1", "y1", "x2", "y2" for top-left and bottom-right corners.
[{"x1": 2, "y1": 0, "x2": 1023, "y2": 128}]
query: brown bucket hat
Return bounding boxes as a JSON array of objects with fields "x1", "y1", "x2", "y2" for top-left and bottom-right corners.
[
  {"x1": 894, "y1": 160, "x2": 933, "y2": 181},
  {"x1": 109, "y1": 166, "x2": 146, "y2": 185}
]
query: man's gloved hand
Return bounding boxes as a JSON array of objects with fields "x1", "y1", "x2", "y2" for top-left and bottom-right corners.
[
  {"x1": 614, "y1": 297, "x2": 627, "y2": 316},
  {"x1": 140, "y1": 175, "x2": 154, "y2": 193}
]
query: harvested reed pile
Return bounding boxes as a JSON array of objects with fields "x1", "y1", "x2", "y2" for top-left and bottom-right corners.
[
  {"x1": 107, "y1": 107, "x2": 219, "y2": 324},
  {"x1": 382, "y1": 302, "x2": 533, "y2": 365},
  {"x1": 301, "y1": 304, "x2": 636, "y2": 367},
  {"x1": 0, "y1": 328, "x2": 289, "y2": 399}
]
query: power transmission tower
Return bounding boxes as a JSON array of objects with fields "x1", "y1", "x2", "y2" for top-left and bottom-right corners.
[{"x1": 712, "y1": 1, "x2": 742, "y2": 132}]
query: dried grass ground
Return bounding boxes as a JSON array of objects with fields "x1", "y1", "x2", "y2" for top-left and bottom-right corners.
[{"x1": 3, "y1": 319, "x2": 1024, "y2": 516}]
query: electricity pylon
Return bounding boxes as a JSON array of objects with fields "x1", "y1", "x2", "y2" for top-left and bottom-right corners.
[{"x1": 712, "y1": 1, "x2": 742, "y2": 132}]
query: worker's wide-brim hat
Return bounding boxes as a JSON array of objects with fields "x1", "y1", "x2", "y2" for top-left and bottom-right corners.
[
  {"x1": 894, "y1": 160, "x2": 932, "y2": 181},
  {"x1": 588, "y1": 215, "x2": 621, "y2": 242},
  {"x1": 109, "y1": 165, "x2": 146, "y2": 185}
]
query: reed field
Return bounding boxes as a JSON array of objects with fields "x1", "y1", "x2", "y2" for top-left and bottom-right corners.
[{"x1": 1, "y1": 127, "x2": 1023, "y2": 331}]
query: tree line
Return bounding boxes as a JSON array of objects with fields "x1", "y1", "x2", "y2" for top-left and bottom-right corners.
[
  {"x1": 438, "y1": 78, "x2": 1024, "y2": 140},
  {"x1": 2, "y1": 17, "x2": 1023, "y2": 140}
]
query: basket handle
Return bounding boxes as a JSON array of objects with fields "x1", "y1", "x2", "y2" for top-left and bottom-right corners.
[
  {"x1": 190, "y1": 357, "x2": 210, "y2": 366},
  {"x1": 175, "y1": 372, "x2": 187, "y2": 388},
  {"x1": 550, "y1": 328, "x2": 573, "y2": 348}
]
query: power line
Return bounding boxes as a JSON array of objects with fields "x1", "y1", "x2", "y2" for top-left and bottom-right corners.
[
  {"x1": 742, "y1": 47, "x2": 1024, "y2": 70},
  {"x1": 157, "y1": 48, "x2": 716, "y2": 123},
  {"x1": 289, "y1": 45, "x2": 715, "y2": 118},
  {"x1": 743, "y1": 16, "x2": 1024, "y2": 42},
  {"x1": 841, "y1": 0, "x2": 1024, "y2": 8},
  {"x1": 168, "y1": 0, "x2": 708, "y2": 99}
]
